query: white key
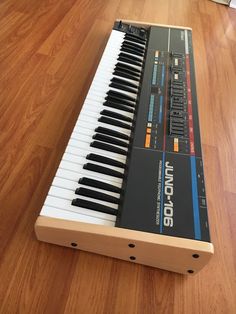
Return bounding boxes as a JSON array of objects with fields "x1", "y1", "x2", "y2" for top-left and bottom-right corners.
[
  {"x1": 94, "y1": 64, "x2": 141, "y2": 86},
  {"x1": 59, "y1": 160, "x2": 122, "y2": 184},
  {"x1": 62, "y1": 151, "x2": 125, "y2": 173},
  {"x1": 64, "y1": 141, "x2": 126, "y2": 166},
  {"x1": 48, "y1": 186, "x2": 118, "y2": 209},
  {"x1": 124, "y1": 38, "x2": 146, "y2": 48},
  {"x1": 67, "y1": 139, "x2": 127, "y2": 162},
  {"x1": 88, "y1": 84, "x2": 137, "y2": 101},
  {"x1": 80, "y1": 99, "x2": 134, "y2": 119},
  {"x1": 72, "y1": 126, "x2": 95, "y2": 137},
  {"x1": 72, "y1": 125, "x2": 130, "y2": 146},
  {"x1": 67, "y1": 132, "x2": 128, "y2": 151},
  {"x1": 115, "y1": 60, "x2": 142, "y2": 72},
  {"x1": 96, "y1": 69, "x2": 140, "y2": 86},
  {"x1": 56, "y1": 168, "x2": 122, "y2": 188},
  {"x1": 41, "y1": 205, "x2": 115, "y2": 226},
  {"x1": 77, "y1": 115, "x2": 131, "y2": 136},
  {"x1": 65, "y1": 145, "x2": 125, "y2": 165},
  {"x1": 44, "y1": 196, "x2": 116, "y2": 222},
  {"x1": 78, "y1": 106, "x2": 132, "y2": 126},
  {"x1": 85, "y1": 94, "x2": 135, "y2": 111},
  {"x1": 102, "y1": 48, "x2": 144, "y2": 64},
  {"x1": 52, "y1": 177, "x2": 120, "y2": 198},
  {"x1": 78, "y1": 109, "x2": 133, "y2": 128},
  {"x1": 81, "y1": 101, "x2": 134, "y2": 120},
  {"x1": 94, "y1": 64, "x2": 141, "y2": 84}
]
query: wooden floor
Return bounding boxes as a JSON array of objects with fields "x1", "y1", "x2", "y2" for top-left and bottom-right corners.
[{"x1": 0, "y1": 0, "x2": 236, "y2": 313}]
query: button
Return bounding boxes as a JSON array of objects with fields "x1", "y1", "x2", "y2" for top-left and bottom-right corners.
[
  {"x1": 174, "y1": 138, "x2": 179, "y2": 152},
  {"x1": 145, "y1": 134, "x2": 151, "y2": 148}
]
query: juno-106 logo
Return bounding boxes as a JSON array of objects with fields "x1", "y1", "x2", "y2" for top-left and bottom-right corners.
[{"x1": 163, "y1": 162, "x2": 174, "y2": 227}]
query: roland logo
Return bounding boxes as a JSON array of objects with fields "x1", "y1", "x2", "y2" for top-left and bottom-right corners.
[{"x1": 163, "y1": 161, "x2": 174, "y2": 227}]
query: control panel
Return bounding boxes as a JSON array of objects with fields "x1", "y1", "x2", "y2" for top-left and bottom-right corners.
[{"x1": 114, "y1": 20, "x2": 148, "y2": 40}]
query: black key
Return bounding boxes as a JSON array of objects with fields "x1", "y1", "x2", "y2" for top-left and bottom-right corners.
[
  {"x1": 120, "y1": 46, "x2": 144, "y2": 57},
  {"x1": 83, "y1": 163, "x2": 124, "y2": 179},
  {"x1": 106, "y1": 90, "x2": 136, "y2": 103},
  {"x1": 118, "y1": 55, "x2": 142, "y2": 67},
  {"x1": 125, "y1": 32, "x2": 147, "y2": 42},
  {"x1": 72, "y1": 198, "x2": 117, "y2": 216},
  {"x1": 125, "y1": 33, "x2": 146, "y2": 45},
  {"x1": 121, "y1": 42, "x2": 145, "y2": 58},
  {"x1": 115, "y1": 65, "x2": 140, "y2": 78},
  {"x1": 98, "y1": 116, "x2": 132, "y2": 130},
  {"x1": 121, "y1": 44, "x2": 144, "y2": 56},
  {"x1": 79, "y1": 177, "x2": 121, "y2": 193},
  {"x1": 109, "y1": 82, "x2": 137, "y2": 95},
  {"x1": 111, "y1": 77, "x2": 138, "y2": 89},
  {"x1": 90, "y1": 141, "x2": 127, "y2": 155},
  {"x1": 103, "y1": 100, "x2": 134, "y2": 113},
  {"x1": 100, "y1": 109, "x2": 133, "y2": 123},
  {"x1": 113, "y1": 70, "x2": 140, "y2": 82},
  {"x1": 122, "y1": 41, "x2": 145, "y2": 53},
  {"x1": 86, "y1": 153, "x2": 126, "y2": 168},
  {"x1": 75, "y1": 187, "x2": 119, "y2": 204},
  {"x1": 115, "y1": 62, "x2": 141, "y2": 74},
  {"x1": 105, "y1": 94, "x2": 135, "y2": 108},
  {"x1": 119, "y1": 53, "x2": 142, "y2": 66},
  {"x1": 93, "y1": 133, "x2": 129, "y2": 148},
  {"x1": 95, "y1": 126, "x2": 130, "y2": 141}
]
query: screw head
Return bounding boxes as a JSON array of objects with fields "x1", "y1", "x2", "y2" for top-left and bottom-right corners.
[{"x1": 128, "y1": 244, "x2": 135, "y2": 248}]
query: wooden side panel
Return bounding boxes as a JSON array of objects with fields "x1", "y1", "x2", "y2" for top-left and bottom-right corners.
[
  {"x1": 116, "y1": 19, "x2": 192, "y2": 30},
  {"x1": 35, "y1": 216, "x2": 213, "y2": 275}
]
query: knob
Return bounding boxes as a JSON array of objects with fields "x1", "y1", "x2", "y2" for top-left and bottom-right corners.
[{"x1": 140, "y1": 28, "x2": 146, "y2": 36}]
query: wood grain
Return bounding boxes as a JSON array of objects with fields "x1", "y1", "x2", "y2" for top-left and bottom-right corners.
[{"x1": 0, "y1": 0, "x2": 236, "y2": 313}]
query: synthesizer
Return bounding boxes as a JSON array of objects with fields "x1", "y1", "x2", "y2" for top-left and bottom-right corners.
[{"x1": 35, "y1": 20, "x2": 214, "y2": 275}]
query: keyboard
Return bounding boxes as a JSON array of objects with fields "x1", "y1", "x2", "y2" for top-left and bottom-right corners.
[{"x1": 35, "y1": 20, "x2": 214, "y2": 275}]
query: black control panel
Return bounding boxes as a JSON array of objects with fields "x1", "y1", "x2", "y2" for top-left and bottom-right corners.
[{"x1": 114, "y1": 22, "x2": 211, "y2": 243}]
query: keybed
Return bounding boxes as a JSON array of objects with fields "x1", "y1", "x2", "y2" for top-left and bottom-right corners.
[{"x1": 40, "y1": 29, "x2": 147, "y2": 226}]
